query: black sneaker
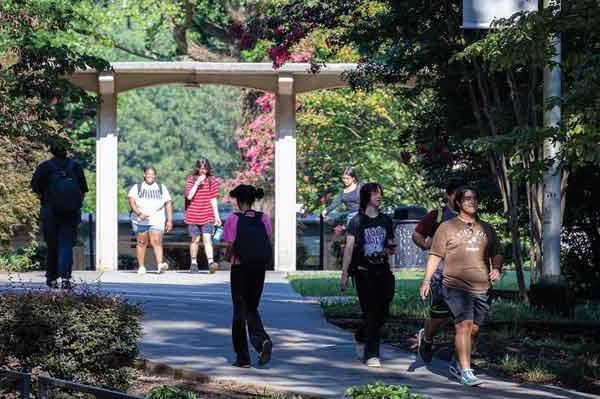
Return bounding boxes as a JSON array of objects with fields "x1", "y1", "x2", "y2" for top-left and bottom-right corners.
[
  {"x1": 258, "y1": 339, "x2": 272, "y2": 366},
  {"x1": 232, "y1": 358, "x2": 251, "y2": 368},
  {"x1": 47, "y1": 280, "x2": 59, "y2": 289},
  {"x1": 417, "y1": 328, "x2": 433, "y2": 363},
  {"x1": 61, "y1": 280, "x2": 72, "y2": 290}
]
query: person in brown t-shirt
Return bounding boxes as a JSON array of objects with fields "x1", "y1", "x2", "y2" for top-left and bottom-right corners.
[{"x1": 419, "y1": 186, "x2": 503, "y2": 387}]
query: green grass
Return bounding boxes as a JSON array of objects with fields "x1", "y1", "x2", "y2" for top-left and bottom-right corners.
[
  {"x1": 289, "y1": 272, "x2": 600, "y2": 323},
  {"x1": 288, "y1": 270, "x2": 528, "y2": 297}
]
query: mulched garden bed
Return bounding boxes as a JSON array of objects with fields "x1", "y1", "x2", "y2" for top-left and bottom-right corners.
[{"x1": 327, "y1": 315, "x2": 600, "y2": 395}]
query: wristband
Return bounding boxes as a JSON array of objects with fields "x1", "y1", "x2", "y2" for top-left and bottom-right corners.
[{"x1": 422, "y1": 279, "x2": 431, "y2": 284}]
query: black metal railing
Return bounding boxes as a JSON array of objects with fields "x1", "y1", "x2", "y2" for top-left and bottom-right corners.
[
  {"x1": 37, "y1": 376, "x2": 141, "y2": 399},
  {"x1": 0, "y1": 368, "x2": 31, "y2": 399}
]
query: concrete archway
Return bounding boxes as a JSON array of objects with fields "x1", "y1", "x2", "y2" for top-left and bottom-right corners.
[{"x1": 70, "y1": 62, "x2": 360, "y2": 271}]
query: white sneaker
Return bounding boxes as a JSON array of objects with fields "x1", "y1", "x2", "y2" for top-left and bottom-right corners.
[
  {"x1": 189, "y1": 263, "x2": 199, "y2": 273},
  {"x1": 365, "y1": 357, "x2": 381, "y2": 368},
  {"x1": 158, "y1": 262, "x2": 169, "y2": 274},
  {"x1": 137, "y1": 266, "x2": 147, "y2": 275}
]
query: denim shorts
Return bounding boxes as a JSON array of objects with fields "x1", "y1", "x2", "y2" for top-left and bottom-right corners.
[
  {"x1": 132, "y1": 223, "x2": 164, "y2": 234},
  {"x1": 443, "y1": 286, "x2": 490, "y2": 326},
  {"x1": 188, "y1": 223, "x2": 215, "y2": 236}
]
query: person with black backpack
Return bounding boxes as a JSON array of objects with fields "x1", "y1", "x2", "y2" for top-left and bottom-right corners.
[
  {"x1": 341, "y1": 182, "x2": 396, "y2": 368},
  {"x1": 31, "y1": 145, "x2": 88, "y2": 290},
  {"x1": 223, "y1": 184, "x2": 273, "y2": 368}
]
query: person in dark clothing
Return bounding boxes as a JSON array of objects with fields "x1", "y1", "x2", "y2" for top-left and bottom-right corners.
[
  {"x1": 223, "y1": 184, "x2": 273, "y2": 368},
  {"x1": 30, "y1": 145, "x2": 88, "y2": 290},
  {"x1": 322, "y1": 167, "x2": 361, "y2": 224},
  {"x1": 341, "y1": 182, "x2": 396, "y2": 368}
]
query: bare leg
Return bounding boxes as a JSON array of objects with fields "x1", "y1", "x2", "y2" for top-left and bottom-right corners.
[
  {"x1": 425, "y1": 316, "x2": 451, "y2": 341},
  {"x1": 136, "y1": 232, "x2": 149, "y2": 268},
  {"x1": 471, "y1": 323, "x2": 480, "y2": 354},
  {"x1": 190, "y1": 234, "x2": 201, "y2": 261},
  {"x1": 202, "y1": 233, "x2": 214, "y2": 263},
  {"x1": 149, "y1": 230, "x2": 164, "y2": 264},
  {"x1": 454, "y1": 320, "x2": 474, "y2": 370}
]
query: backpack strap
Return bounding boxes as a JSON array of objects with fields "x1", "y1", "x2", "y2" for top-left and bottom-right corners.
[
  {"x1": 137, "y1": 183, "x2": 142, "y2": 197},
  {"x1": 436, "y1": 207, "x2": 444, "y2": 224}
]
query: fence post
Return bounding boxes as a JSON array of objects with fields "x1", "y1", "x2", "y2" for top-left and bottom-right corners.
[
  {"x1": 22, "y1": 373, "x2": 30, "y2": 399},
  {"x1": 319, "y1": 214, "x2": 324, "y2": 270},
  {"x1": 89, "y1": 212, "x2": 94, "y2": 270},
  {"x1": 37, "y1": 378, "x2": 48, "y2": 399}
]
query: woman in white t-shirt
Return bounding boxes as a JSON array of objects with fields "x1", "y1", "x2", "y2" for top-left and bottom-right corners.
[{"x1": 128, "y1": 166, "x2": 173, "y2": 275}]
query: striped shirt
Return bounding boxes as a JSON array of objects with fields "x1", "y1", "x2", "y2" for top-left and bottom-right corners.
[{"x1": 184, "y1": 175, "x2": 220, "y2": 225}]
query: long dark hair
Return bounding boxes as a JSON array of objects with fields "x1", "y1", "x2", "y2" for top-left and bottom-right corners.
[
  {"x1": 230, "y1": 184, "x2": 265, "y2": 207},
  {"x1": 193, "y1": 157, "x2": 213, "y2": 177},
  {"x1": 453, "y1": 186, "x2": 478, "y2": 213},
  {"x1": 343, "y1": 166, "x2": 359, "y2": 183},
  {"x1": 359, "y1": 182, "x2": 384, "y2": 213}
]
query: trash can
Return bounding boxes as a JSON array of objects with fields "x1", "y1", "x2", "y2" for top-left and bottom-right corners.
[{"x1": 392, "y1": 205, "x2": 428, "y2": 268}]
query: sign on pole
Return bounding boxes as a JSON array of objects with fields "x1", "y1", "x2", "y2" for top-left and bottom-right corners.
[{"x1": 462, "y1": 0, "x2": 538, "y2": 29}]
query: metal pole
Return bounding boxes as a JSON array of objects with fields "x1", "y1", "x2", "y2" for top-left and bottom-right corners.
[
  {"x1": 319, "y1": 214, "x2": 324, "y2": 270},
  {"x1": 22, "y1": 373, "x2": 30, "y2": 399},
  {"x1": 541, "y1": 0, "x2": 562, "y2": 281},
  {"x1": 88, "y1": 212, "x2": 94, "y2": 271}
]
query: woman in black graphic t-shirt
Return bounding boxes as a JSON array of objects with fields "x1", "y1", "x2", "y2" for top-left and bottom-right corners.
[{"x1": 341, "y1": 182, "x2": 395, "y2": 368}]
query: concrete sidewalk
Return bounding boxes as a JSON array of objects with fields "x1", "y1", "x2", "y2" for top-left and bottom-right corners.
[{"x1": 1, "y1": 271, "x2": 597, "y2": 399}]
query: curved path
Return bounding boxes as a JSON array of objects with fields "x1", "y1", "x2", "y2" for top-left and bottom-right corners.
[{"x1": 1, "y1": 271, "x2": 597, "y2": 399}]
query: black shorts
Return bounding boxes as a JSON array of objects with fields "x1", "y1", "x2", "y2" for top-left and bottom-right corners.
[
  {"x1": 429, "y1": 270, "x2": 451, "y2": 319},
  {"x1": 443, "y1": 286, "x2": 490, "y2": 326}
]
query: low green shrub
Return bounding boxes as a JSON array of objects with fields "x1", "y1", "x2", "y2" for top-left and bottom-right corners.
[
  {"x1": 147, "y1": 386, "x2": 198, "y2": 399},
  {"x1": 0, "y1": 287, "x2": 143, "y2": 390},
  {"x1": 0, "y1": 242, "x2": 45, "y2": 272},
  {"x1": 345, "y1": 382, "x2": 423, "y2": 399}
]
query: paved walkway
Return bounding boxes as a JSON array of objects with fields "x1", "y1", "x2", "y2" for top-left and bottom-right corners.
[{"x1": 1, "y1": 271, "x2": 597, "y2": 399}]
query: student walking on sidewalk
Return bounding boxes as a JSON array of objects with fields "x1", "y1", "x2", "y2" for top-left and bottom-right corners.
[
  {"x1": 223, "y1": 184, "x2": 273, "y2": 368},
  {"x1": 128, "y1": 166, "x2": 173, "y2": 275},
  {"x1": 341, "y1": 183, "x2": 396, "y2": 368},
  {"x1": 420, "y1": 186, "x2": 503, "y2": 386},
  {"x1": 413, "y1": 177, "x2": 466, "y2": 362},
  {"x1": 184, "y1": 158, "x2": 222, "y2": 273},
  {"x1": 31, "y1": 145, "x2": 88, "y2": 290}
]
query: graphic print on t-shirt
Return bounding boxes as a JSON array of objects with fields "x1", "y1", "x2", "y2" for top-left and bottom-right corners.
[
  {"x1": 456, "y1": 227, "x2": 488, "y2": 253},
  {"x1": 128, "y1": 182, "x2": 171, "y2": 226},
  {"x1": 363, "y1": 226, "x2": 387, "y2": 256}
]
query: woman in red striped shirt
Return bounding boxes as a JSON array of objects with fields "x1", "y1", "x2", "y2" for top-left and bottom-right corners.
[{"x1": 184, "y1": 158, "x2": 222, "y2": 273}]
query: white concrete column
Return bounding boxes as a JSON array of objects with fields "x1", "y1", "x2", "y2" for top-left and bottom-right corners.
[
  {"x1": 95, "y1": 73, "x2": 119, "y2": 271},
  {"x1": 274, "y1": 75, "x2": 297, "y2": 271}
]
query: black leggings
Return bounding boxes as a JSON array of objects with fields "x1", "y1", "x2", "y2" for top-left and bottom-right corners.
[
  {"x1": 230, "y1": 264, "x2": 270, "y2": 362},
  {"x1": 354, "y1": 268, "x2": 395, "y2": 359}
]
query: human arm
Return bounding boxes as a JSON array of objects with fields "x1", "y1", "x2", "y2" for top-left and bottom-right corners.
[
  {"x1": 322, "y1": 191, "x2": 343, "y2": 216},
  {"x1": 340, "y1": 234, "x2": 355, "y2": 290},
  {"x1": 489, "y1": 228, "x2": 504, "y2": 282},
  {"x1": 420, "y1": 254, "x2": 443, "y2": 300},
  {"x1": 412, "y1": 231, "x2": 430, "y2": 250},
  {"x1": 412, "y1": 211, "x2": 436, "y2": 250},
  {"x1": 165, "y1": 201, "x2": 173, "y2": 232},
  {"x1": 127, "y1": 186, "x2": 148, "y2": 220},
  {"x1": 186, "y1": 175, "x2": 205, "y2": 200}
]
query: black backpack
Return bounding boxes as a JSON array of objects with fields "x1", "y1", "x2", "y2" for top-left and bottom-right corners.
[
  {"x1": 46, "y1": 159, "x2": 82, "y2": 214},
  {"x1": 233, "y1": 210, "x2": 272, "y2": 266}
]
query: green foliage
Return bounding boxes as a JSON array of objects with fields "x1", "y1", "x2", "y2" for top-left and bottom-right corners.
[
  {"x1": 0, "y1": 288, "x2": 143, "y2": 390},
  {"x1": 0, "y1": 242, "x2": 44, "y2": 272},
  {"x1": 345, "y1": 382, "x2": 423, "y2": 399},
  {"x1": 297, "y1": 88, "x2": 435, "y2": 212},
  {"x1": 117, "y1": 85, "x2": 243, "y2": 211},
  {"x1": 147, "y1": 385, "x2": 198, "y2": 399}
]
